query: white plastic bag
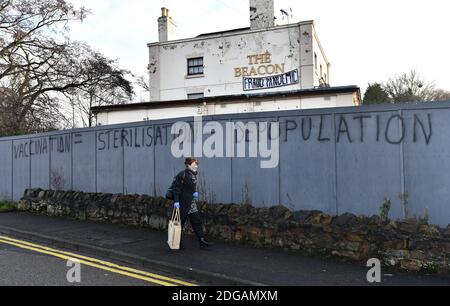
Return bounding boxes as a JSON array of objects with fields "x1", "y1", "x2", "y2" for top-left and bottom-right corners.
[{"x1": 167, "y1": 208, "x2": 182, "y2": 250}]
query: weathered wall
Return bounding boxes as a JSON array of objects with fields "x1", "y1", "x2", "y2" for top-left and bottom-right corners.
[
  {"x1": 250, "y1": 0, "x2": 275, "y2": 29},
  {"x1": 148, "y1": 21, "x2": 326, "y2": 101},
  {"x1": 18, "y1": 189, "x2": 450, "y2": 273},
  {"x1": 1, "y1": 102, "x2": 450, "y2": 226}
]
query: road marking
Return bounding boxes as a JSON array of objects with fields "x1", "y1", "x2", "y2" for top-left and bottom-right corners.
[
  {"x1": 0, "y1": 235, "x2": 196, "y2": 286},
  {"x1": 0, "y1": 235, "x2": 197, "y2": 287},
  {"x1": 0, "y1": 238, "x2": 176, "y2": 286}
]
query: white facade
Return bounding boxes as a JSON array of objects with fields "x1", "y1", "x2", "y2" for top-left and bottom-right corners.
[
  {"x1": 92, "y1": 1, "x2": 360, "y2": 127},
  {"x1": 148, "y1": 5, "x2": 330, "y2": 102},
  {"x1": 94, "y1": 89, "x2": 360, "y2": 126}
]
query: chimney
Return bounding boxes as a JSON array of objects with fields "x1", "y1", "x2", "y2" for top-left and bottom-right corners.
[
  {"x1": 249, "y1": 0, "x2": 275, "y2": 29},
  {"x1": 158, "y1": 7, "x2": 176, "y2": 42}
]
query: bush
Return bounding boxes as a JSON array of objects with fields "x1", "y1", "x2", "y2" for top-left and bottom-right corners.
[
  {"x1": 421, "y1": 262, "x2": 438, "y2": 274},
  {"x1": 0, "y1": 200, "x2": 16, "y2": 213}
]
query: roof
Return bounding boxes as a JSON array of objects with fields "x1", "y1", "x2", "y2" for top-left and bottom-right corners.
[
  {"x1": 91, "y1": 86, "x2": 361, "y2": 113},
  {"x1": 196, "y1": 27, "x2": 251, "y2": 38},
  {"x1": 147, "y1": 21, "x2": 314, "y2": 47}
]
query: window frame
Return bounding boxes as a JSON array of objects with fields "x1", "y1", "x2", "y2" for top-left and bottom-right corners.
[
  {"x1": 187, "y1": 57, "x2": 204, "y2": 76},
  {"x1": 187, "y1": 93, "x2": 205, "y2": 100}
]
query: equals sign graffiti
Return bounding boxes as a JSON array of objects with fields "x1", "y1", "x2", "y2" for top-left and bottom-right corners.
[{"x1": 74, "y1": 134, "x2": 83, "y2": 145}]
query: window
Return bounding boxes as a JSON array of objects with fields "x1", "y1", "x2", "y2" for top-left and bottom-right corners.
[
  {"x1": 187, "y1": 93, "x2": 204, "y2": 100},
  {"x1": 314, "y1": 53, "x2": 317, "y2": 71},
  {"x1": 320, "y1": 64, "x2": 323, "y2": 78},
  {"x1": 187, "y1": 57, "x2": 204, "y2": 76}
]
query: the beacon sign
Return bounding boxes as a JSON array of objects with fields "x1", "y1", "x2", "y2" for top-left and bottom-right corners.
[{"x1": 234, "y1": 52, "x2": 300, "y2": 91}]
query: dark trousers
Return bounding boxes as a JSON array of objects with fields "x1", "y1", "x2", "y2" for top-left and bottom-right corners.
[{"x1": 181, "y1": 212, "x2": 204, "y2": 240}]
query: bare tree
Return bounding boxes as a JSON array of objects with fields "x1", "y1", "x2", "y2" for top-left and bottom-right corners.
[
  {"x1": 431, "y1": 89, "x2": 450, "y2": 101},
  {"x1": 136, "y1": 75, "x2": 150, "y2": 93},
  {"x1": 0, "y1": 0, "x2": 133, "y2": 135},
  {"x1": 1, "y1": 40, "x2": 133, "y2": 134},
  {"x1": 384, "y1": 70, "x2": 436, "y2": 103},
  {"x1": 0, "y1": 68, "x2": 70, "y2": 136},
  {"x1": 0, "y1": 0, "x2": 88, "y2": 80},
  {"x1": 65, "y1": 53, "x2": 134, "y2": 127},
  {"x1": 135, "y1": 74, "x2": 151, "y2": 102}
]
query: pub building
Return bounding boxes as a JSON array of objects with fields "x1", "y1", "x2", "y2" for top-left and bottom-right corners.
[{"x1": 92, "y1": 0, "x2": 361, "y2": 126}]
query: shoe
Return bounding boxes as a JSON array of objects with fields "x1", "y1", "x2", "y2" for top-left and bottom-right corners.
[{"x1": 199, "y1": 238, "x2": 211, "y2": 248}]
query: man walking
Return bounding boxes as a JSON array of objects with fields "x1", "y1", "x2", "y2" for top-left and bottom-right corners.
[{"x1": 172, "y1": 157, "x2": 210, "y2": 249}]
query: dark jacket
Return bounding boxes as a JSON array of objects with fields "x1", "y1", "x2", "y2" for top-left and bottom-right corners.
[{"x1": 173, "y1": 169, "x2": 198, "y2": 219}]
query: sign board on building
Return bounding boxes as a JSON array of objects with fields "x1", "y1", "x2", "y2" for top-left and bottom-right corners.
[{"x1": 243, "y1": 69, "x2": 299, "y2": 91}]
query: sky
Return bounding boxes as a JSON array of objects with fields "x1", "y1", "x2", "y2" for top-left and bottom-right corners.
[{"x1": 69, "y1": 0, "x2": 450, "y2": 102}]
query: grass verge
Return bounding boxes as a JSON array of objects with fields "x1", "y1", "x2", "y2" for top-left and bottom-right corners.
[{"x1": 0, "y1": 200, "x2": 16, "y2": 213}]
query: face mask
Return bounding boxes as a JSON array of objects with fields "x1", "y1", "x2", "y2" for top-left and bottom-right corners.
[{"x1": 189, "y1": 163, "x2": 199, "y2": 172}]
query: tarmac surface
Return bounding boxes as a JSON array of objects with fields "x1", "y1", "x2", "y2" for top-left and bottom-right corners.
[{"x1": 0, "y1": 212, "x2": 449, "y2": 286}]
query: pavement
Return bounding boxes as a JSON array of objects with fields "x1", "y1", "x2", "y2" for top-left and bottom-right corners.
[{"x1": 0, "y1": 211, "x2": 449, "y2": 286}]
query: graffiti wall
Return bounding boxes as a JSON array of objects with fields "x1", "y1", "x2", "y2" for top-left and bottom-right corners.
[{"x1": 1, "y1": 101, "x2": 449, "y2": 226}]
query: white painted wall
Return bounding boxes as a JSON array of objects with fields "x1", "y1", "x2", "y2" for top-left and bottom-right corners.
[
  {"x1": 95, "y1": 92, "x2": 357, "y2": 126},
  {"x1": 312, "y1": 29, "x2": 330, "y2": 86},
  {"x1": 148, "y1": 21, "x2": 329, "y2": 102}
]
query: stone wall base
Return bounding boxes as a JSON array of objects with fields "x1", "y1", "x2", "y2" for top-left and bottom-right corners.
[{"x1": 19, "y1": 189, "x2": 450, "y2": 274}]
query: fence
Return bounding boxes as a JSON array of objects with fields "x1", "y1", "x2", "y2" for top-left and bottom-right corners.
[{"x1": 1, "y1": 101, "x2": 449, "y2": 226}]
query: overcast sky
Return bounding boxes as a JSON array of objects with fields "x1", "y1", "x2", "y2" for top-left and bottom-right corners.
[{"x1": 69, "y1": 0, "x2": 449, "y2": 101}]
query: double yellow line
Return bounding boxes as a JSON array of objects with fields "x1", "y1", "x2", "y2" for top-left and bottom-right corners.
[{"x1": 0, "y1": 235, "x2": 197, "y2": 286}]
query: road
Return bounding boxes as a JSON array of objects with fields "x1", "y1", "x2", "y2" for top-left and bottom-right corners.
[
  {"x1": 0, "y1": 213, "x2": 449, "y2": 286},
  {"x1": 0, "y1": 235, "x2": 199, "y2": 286}
]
